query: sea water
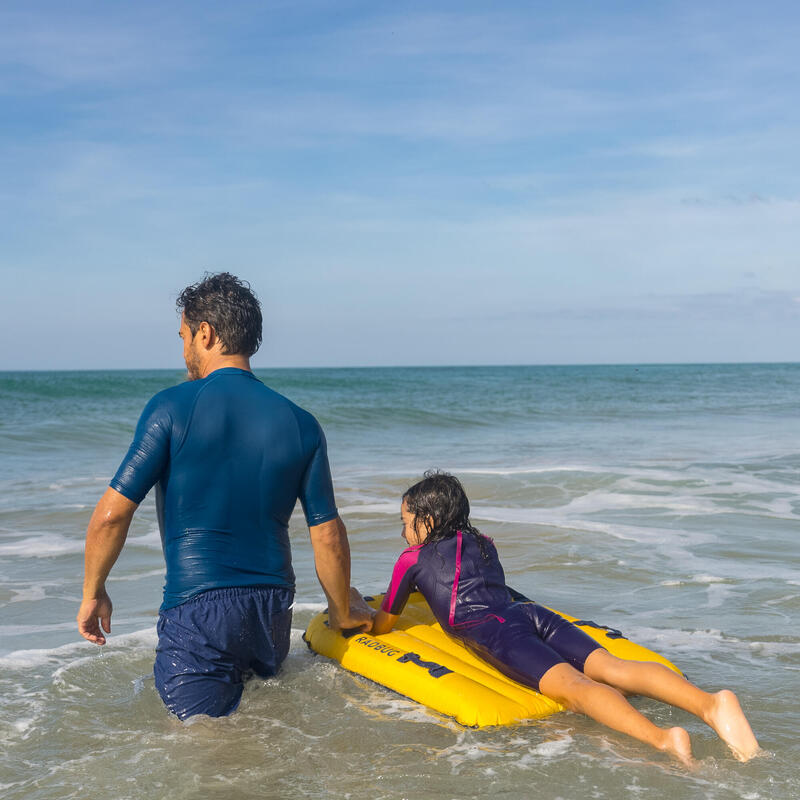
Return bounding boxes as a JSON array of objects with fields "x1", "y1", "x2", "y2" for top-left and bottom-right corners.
[{"x1": 0, "y1": 364, "x2": 798, "y2": 799}]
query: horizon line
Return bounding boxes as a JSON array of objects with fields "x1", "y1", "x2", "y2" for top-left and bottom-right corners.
[{"x1": 1, "y1": 359, "x2": 799, "y2": 374}]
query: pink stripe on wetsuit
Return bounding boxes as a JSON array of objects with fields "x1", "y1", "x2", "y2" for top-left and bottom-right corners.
[
  {"x1": 380, "y1": 531, "x2": 509, "y2": 627},
  {"x1": 448, "y1": 530, "x2": 463, "y2": 627}
]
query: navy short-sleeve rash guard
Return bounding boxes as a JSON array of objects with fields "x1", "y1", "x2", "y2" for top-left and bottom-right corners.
[{"x1": 110, "y1": 368, "x2": 338, "y2": 610}]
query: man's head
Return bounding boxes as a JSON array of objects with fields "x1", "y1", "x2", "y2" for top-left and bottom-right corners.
[{"x1": 176, "y1": 273, "x2": 262, "y2": 379}]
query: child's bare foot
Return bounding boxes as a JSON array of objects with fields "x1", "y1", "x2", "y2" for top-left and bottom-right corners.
[
  {"x1": 659, "y1": 726, "x2": 694, "y2": 766},
  {"x1": 705, "y1": 690, "x2": 760, "y2": 761}
]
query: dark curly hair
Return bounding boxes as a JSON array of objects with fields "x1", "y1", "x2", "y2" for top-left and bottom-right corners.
[
  {"x1": 403, "y1": 470, "x2": 489, "y2": 558},
  {"x1": 176, "y1": 272, "x2": 262, "y2": 357}
]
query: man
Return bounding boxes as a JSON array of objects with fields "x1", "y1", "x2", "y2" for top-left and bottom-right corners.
[{"x1": 77, "y1": 272, "x2": 370, "y2": 719}]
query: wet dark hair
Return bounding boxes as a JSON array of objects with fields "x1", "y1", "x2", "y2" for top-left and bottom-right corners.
[
  {"x1": 176, "y1": 272, "x2": 262, "y2": 357},
  {"x1": 403, "y1": 470, "x2": 489, "y2": 558}
]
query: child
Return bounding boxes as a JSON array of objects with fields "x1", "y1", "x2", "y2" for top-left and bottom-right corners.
[{"x1": 365, "y1": 471, "x2": 760, "y2": 764}]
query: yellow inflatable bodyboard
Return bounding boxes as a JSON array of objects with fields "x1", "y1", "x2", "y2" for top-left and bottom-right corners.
[{"x1": 303, "y1": 591, "x2": 683, "y2": 728}]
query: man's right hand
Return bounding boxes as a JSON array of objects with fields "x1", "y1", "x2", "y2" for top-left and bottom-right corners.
[
  {"x1": 328, "y1": 587, "x2": 374, "y2": 632},
  {"x1": 77, "y1": 589, "x2": 113, "y2": 645}
]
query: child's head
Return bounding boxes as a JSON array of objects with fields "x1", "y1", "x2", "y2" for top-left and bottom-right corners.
[{"x1": 401, "y1": 470, "x2": 479, "y2": 547}]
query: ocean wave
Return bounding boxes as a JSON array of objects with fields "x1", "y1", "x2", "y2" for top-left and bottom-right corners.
[
  {"x1": 127, "y1": 528, "x2": 162, "y2": 549},
  {"x1": 7, "y1": 586, "x2": 48, "y2": 603},
  {"x1": 338, "y1": 502, "x2": 398, "y2": 516},
  {"x1": 0, "y1": 528, "x2": 164, "y2": 559},
  {"x1": 660, "y1": 575, "x2": 729, "y2": 586},
  {"x1": 0, "y1": 533, "x2": 85, "y2": 558},
  {"x1": 0, "y1": 627, "x2": 157, "y2": 670},
  {"x1": 109, "y1": 568, "x2": 165, "y2": 583},
  {"x1": 340, "y1": 462, "x2": 799, "y2": 523},
  {"x1": 0, "y1": 622, "x2": 76, "y2": 636},
  {"x1": 291, "y1": 602, "x2": 327, "y2": 613}
]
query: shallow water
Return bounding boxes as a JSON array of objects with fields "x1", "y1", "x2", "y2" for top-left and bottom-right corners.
[{"x1": 1, "y1": 365, "x2": 798, "y2": 798}]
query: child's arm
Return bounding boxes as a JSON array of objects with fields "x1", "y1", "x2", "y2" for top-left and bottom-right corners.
[
  {"x1": 368, "y1": 546, "x2": 419, "y2": 635},
  {"x1": 370, "y1": 609, "x2": 398, "y2": 636}
]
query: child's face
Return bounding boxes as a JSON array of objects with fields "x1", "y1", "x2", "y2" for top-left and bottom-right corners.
[{"x1": 401, "y1": 500, "x2": 428, "y2": 547}]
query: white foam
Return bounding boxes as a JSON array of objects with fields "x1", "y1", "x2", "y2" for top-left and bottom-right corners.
[
  {"x1": 458, "y1": 461, "x2": 800, "y2": 524},
  {"x1": 617, "y1": 623, "x2": 744, "y2": 658},
  {"x1": 13, "y1": 717, "x2": 35, "y2": 734},
  {"x1": 763, "y1": 594, "x2": 799, "y2": 606},
  {"x1": 8, "y1": 585, "x2": 47, "y2": 603},
  {"x1": 46, "y1": 475, "x2": 107, "y2": 491},
  {"x1": 471, "y1": 505, "x2": 566, "y2": 525},
  {"x1": 438, "y1": 732, "x2": 502, "y2": 768},
  {"x1": 705, "y1": 582, "x2": 733, "y2": 609},
  {"x1": 338, "y1": 502, "x2": 397, "y2": 516},
  {"x1": 292, "y1": 602, "x2": 327, "y2": 612},
  {"x1": 527, "y1": 736, "x2": 573, "y2": 758},
  {"x1": 747, "y1": 640, "x2": 800, "y2": 657},
  {"x1": 472, "y1": 506, "x2": 708, "y2": 547},
  {"x1": 476, "y1": 505, "x2": 800, "y2": 583},
  {"x1": 0, "y1": 533, "x2": 84, "y2": 558},
  {"x1": 457, "y1": 465, "x2": 607, "y2": 476},
  {"x1": 559, "y1": 488, "x2": 722, "y2": 516},
  {"x1": 511, "y1": 735, "x2": 575, "y2": 768},
  {"x1": 0, "y1": 626, "x2": 157, "y2": 670},
  {"x1": 361, "y1": 695, "x2": 441, "y2": 726},
  {"x1": 618, "y1": 468, "x2": 799, "y2": 519},
  {"x1": 127, "y1": 528, "x2": 162, "y2": 549},
  {"x1": 109, "y1": 568, "x2": 164, "y2": 582},
  {"x1": 0, "y1": 622, "x2": 76, "y2": 635},
  {"x1": 660, "y1": 575, "x2": 727, "y2": 586}
]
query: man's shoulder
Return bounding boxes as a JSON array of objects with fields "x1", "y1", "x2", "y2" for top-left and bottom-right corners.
[
  {"x1": 146, "y1": 379, "x2": 202, "y2": 410},
  {"x1": 283, "y1": 396, "x2": 320, "y2": 428},
  {"x1": 134, "y1": 380, "x2": 205, "y2": 433},
  {"x1": 250, "y1": 382, "x2": 323, "y2": 435}
]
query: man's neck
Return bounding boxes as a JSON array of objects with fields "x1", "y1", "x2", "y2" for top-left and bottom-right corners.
[{"x1": 200, "y1": 354, "x2": 252, "y2": 378}]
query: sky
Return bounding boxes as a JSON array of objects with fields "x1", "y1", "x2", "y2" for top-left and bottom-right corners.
[{"x1": 1, "y1": 0, "x2": 799, "y2": 369}]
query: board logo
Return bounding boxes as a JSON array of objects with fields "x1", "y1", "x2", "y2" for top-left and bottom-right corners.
[
  {"x1": 397, "y1": 651, "x2": 453, "y2": 679},
  {"x1": 354, "y1": 634, "x2": 401, "y2": 657}
]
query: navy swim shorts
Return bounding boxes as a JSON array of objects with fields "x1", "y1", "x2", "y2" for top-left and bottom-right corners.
[{"x1": 153, "y1": 585, "x2": 294, "y2": 720}]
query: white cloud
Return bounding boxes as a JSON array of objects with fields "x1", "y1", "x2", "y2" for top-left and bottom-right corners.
[{"x1": 0, "y1": 7, "x2": 198, "y2": 90}]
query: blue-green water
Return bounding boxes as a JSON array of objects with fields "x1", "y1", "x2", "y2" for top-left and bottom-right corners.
[{"x1": 1, "y1": 364, "x2": 798, "y2": 799}]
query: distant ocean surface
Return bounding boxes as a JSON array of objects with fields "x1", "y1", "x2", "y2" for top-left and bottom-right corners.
[{"x1": 1, "y1": 364, "x2": 798, "y2": 799}]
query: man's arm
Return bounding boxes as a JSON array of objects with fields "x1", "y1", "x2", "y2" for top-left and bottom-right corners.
[
  {"x1": 77, "y1": 487, "x2": 138, "y2": 645},
  {"x1": 308, "y1": 516, "x2": 372, "y2": 631}
]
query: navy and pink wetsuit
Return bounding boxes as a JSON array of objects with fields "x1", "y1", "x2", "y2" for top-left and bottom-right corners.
[{"x1": 380, "y1": 531, "x2": 603, "y2": 690}]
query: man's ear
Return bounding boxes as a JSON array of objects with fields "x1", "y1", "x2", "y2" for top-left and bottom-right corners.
[{"x1": 197, "y1": 321, "x2": 217, "y2": 350}]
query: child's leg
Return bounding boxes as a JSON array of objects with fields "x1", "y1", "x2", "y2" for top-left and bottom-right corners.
[
  {"x1": 583, "y1": 649, "x2": 759, "y2": 761},
  {"x1": 538, "y1": 662, "x2": 693, "y2": 764}
]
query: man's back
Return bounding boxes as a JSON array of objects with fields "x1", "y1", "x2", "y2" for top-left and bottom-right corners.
[
  {"x1": 78, "y1": 272, "x2": 369, "y2": 721},
  {"x1": 111, "y1": 368, "x2": 338, "y2": 609}
]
